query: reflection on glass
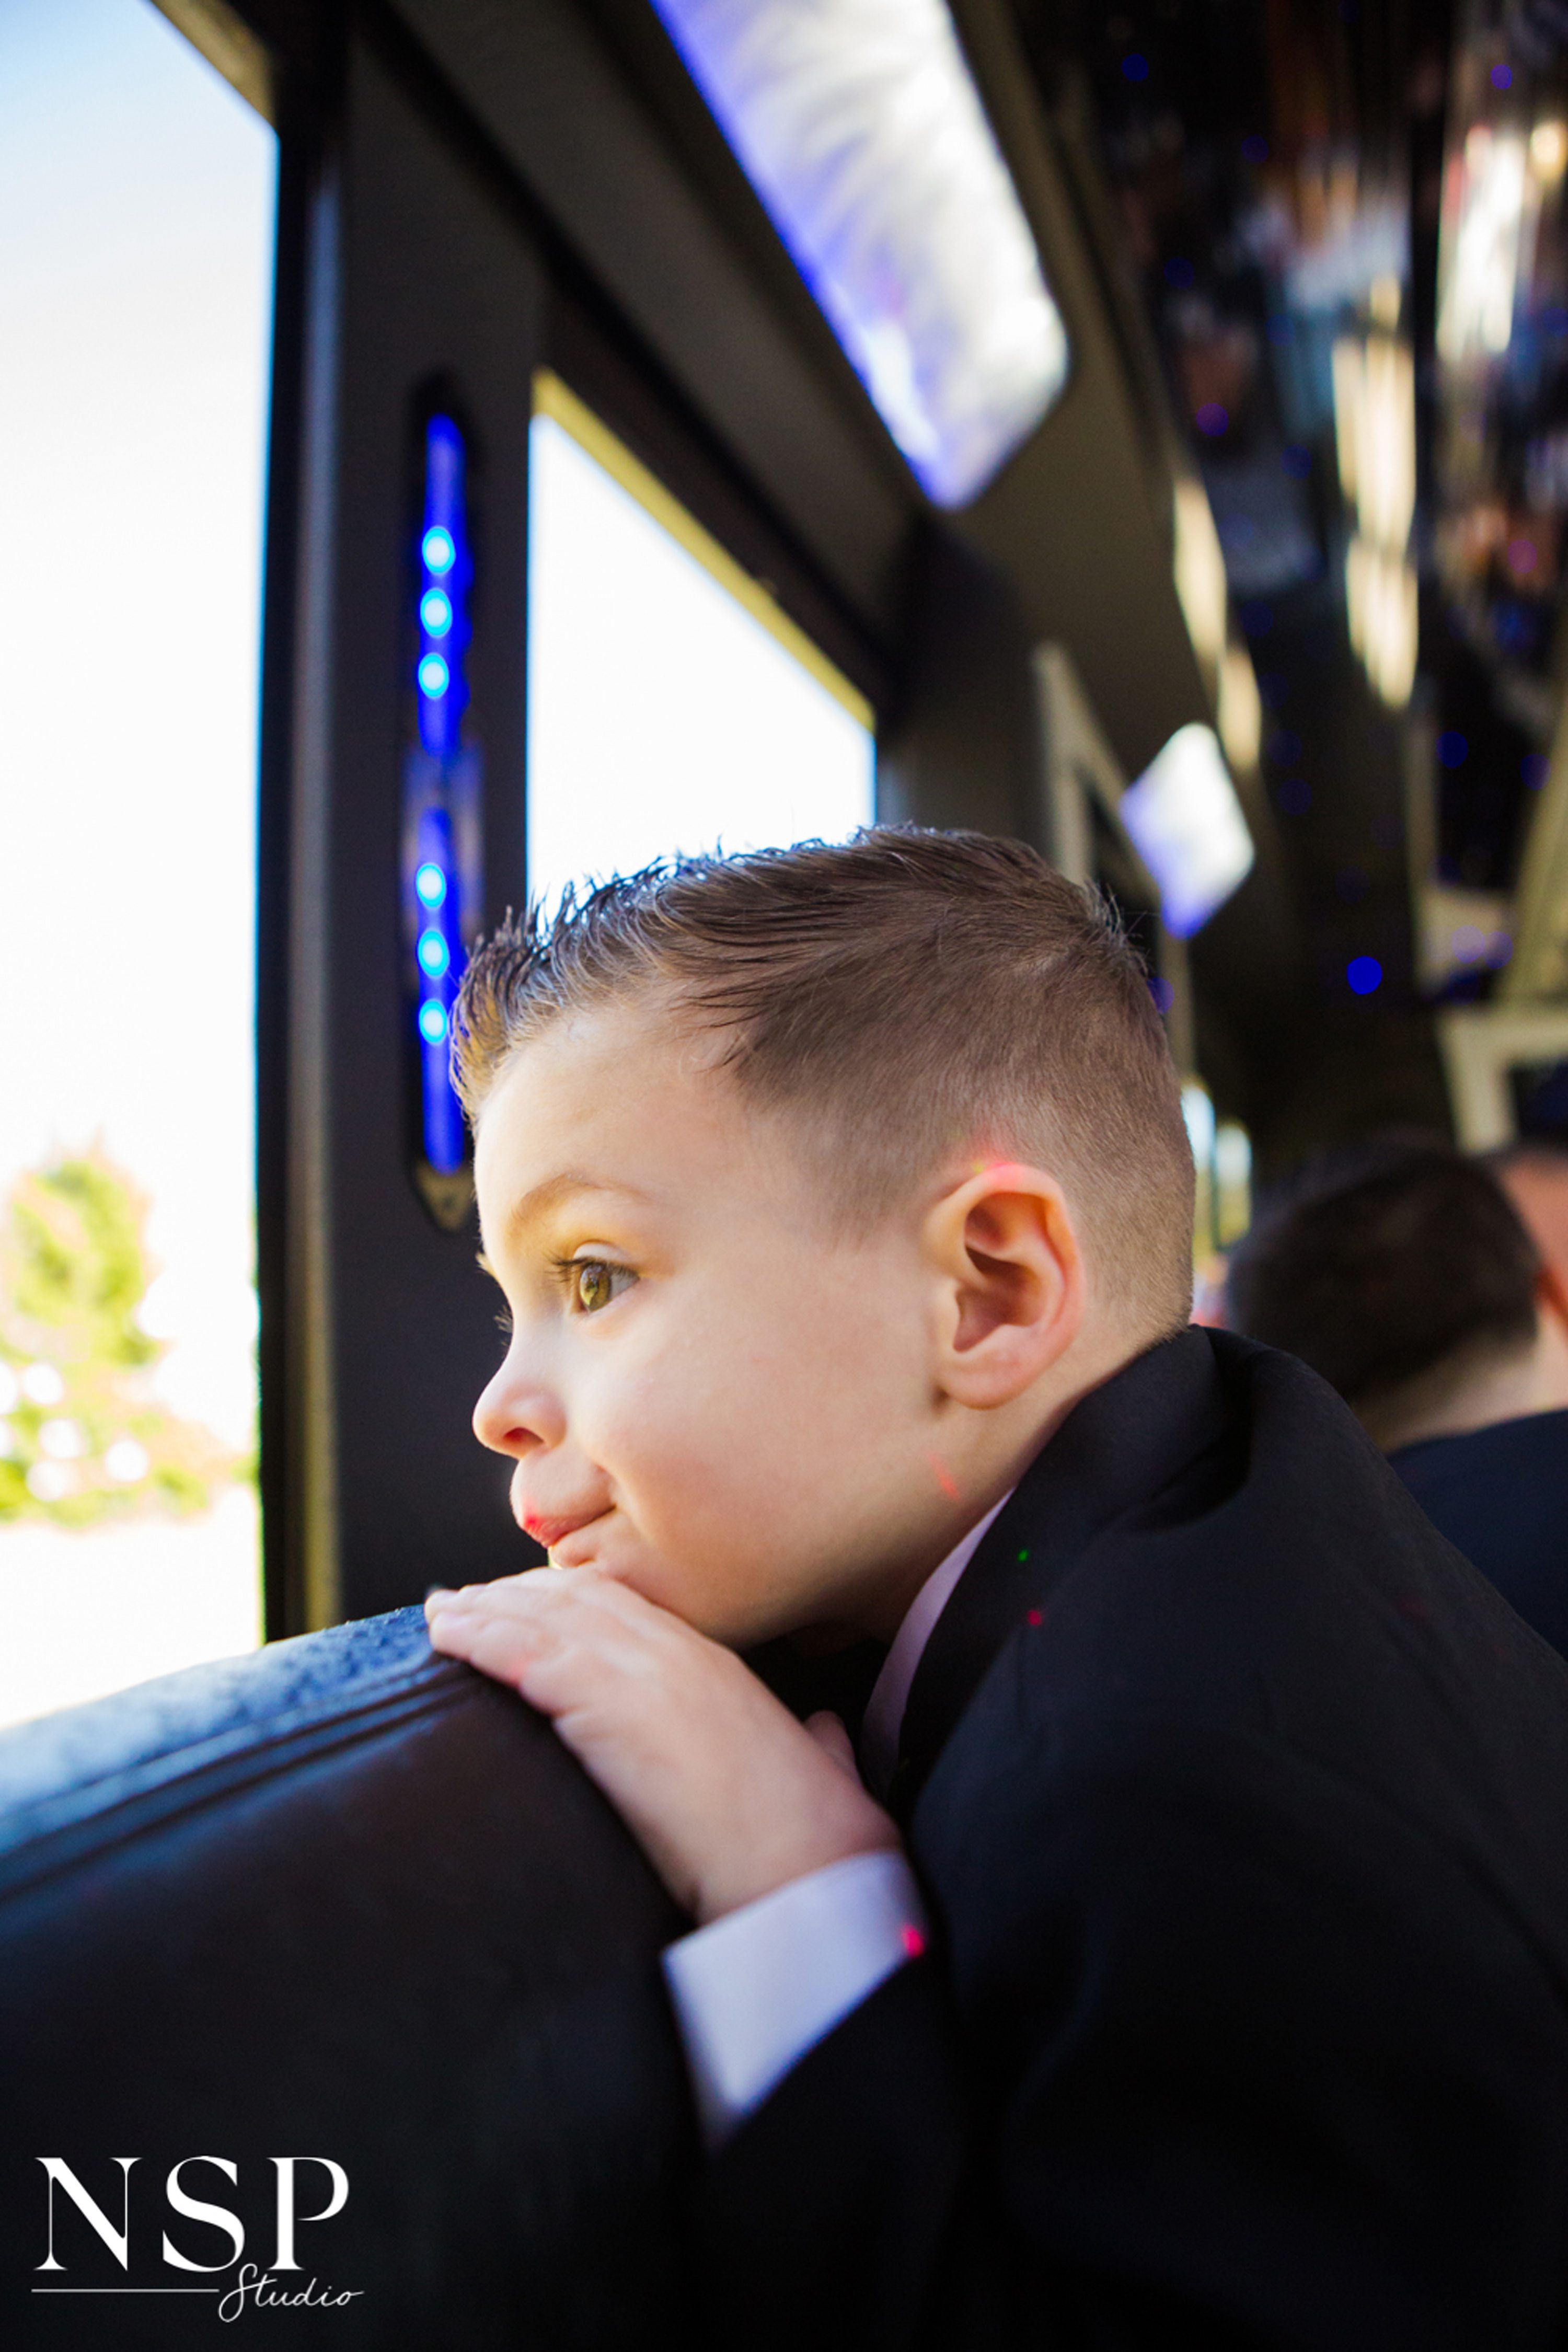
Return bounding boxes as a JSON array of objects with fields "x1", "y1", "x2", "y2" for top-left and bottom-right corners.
[
  {"x1": 0, "y1": 0, "x2": 275, "y2": 1726},
  {"x1": 526, "y1": 378, "x2": 875, "y2": 918}
]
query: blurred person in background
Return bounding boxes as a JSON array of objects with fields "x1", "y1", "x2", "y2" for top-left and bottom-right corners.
[{"x1": 1227, "y1": 1136, "x2": 1568, "y2": 1660}]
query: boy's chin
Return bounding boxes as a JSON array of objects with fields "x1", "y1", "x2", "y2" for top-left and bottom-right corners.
[
  {"x1": 578, "y1": 1544, "x2": 765, "y2": 1647},
  {"x1": 538, "y1": 1514, "x2": 817, "y2": 1647}
]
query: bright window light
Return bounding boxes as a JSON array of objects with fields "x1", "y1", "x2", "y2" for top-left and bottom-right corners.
[
  {"x1": 0, "y1": 0, "x2": 273, "y2": 1726},
  {"x1": 649, "y1": 0, "x2": 1068, "y2": 507},
  {"x1": 526, "y1": 376, "x2": 874, "y2": 917},
  {"x1": 1120, "y1": 724, "x2": 1255, "y2": 938}
]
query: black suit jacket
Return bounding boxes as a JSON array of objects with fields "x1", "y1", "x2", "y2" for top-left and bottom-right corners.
[
  {"x1": 711, "y1": 1330, "x2": 1568, "y2": 2350},
  {"x1": 1389, "y1": 1408, "x2": 1568, "y2": 1663}
]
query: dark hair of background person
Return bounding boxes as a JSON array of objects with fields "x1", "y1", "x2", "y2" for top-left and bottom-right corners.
[
  {"x1": 454, "y1": 827, "x2": 1195, "y2": 1336},
  {"x1": 1225, "y1": 1135, "x2": 1541, "y2": 1426}
]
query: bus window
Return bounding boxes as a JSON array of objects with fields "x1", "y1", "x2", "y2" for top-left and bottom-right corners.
[
  {"x1": 0, "y1": 0, "x2": 275, "y2": 1725},
  {"x1": 526, "y1": 372, "x2": 874, "y2": 916}
]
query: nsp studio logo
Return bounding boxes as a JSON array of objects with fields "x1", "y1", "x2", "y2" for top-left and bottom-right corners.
[{"x1": 32, "y1": 2155, "x2": 363, "y2": 2321}]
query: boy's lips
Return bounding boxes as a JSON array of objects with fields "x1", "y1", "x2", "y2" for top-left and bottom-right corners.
[{"x1": 521, "y1": 1507, "x2": 610, "y2": 1549}]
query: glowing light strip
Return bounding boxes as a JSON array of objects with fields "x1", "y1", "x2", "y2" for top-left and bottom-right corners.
[
  {"x1": 409, "y1": 413, "x2": 472, "y2": 1180},
  {"x1": 417, "y1": 416, "x2": 470, "y2": 757},
  {"x1": 649, "y1": 0, "x2": 1068, "y2": 507}
]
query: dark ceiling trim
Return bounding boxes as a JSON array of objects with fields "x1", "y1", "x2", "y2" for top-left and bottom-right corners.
[{"x1": 385, "y1": 0, "x2": 919, "y2": 643}]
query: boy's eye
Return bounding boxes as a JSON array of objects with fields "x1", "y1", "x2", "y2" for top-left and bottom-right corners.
[{"x1": 572, "y1": 1260, "x2": 633, "y2": 1315}]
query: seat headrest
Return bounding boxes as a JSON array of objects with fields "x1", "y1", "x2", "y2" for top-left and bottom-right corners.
[{"x1": 0, "y1": 1611, "x2": 695, "y2": 2349}]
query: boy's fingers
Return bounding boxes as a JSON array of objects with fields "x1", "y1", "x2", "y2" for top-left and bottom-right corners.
[
  {"x1": 804, "y1": 1710, "x2": 861, "y2": 1780},
  {"x1": 425, "y1": 1567, "x2": 692, "y2": 1719}
]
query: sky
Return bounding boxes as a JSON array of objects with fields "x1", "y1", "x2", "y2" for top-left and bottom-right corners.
[{"x1": 0, "y1": 0, "x2": 276, "y2": 1452}]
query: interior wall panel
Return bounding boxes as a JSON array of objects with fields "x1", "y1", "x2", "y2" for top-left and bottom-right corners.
[{"x1": 272, "y1": 27, "x2": 546, "y2": 1629}]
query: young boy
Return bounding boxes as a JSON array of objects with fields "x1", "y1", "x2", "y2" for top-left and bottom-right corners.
[{"x1": 425, "y1": 831, "x2": 1568, "y2": 2350}]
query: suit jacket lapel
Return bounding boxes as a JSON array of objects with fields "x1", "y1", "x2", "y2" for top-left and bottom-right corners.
[{"x1": 893, "y1": 1328, "x2": 1232, "y2": 1815}]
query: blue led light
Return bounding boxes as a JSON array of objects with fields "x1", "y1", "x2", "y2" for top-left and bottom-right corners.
[
  {"x1": 1347, "y1": 955, "x2": 1383, "y2": 996},
  {"x1": 407, "y1": 413, "x2": 474, "y2": 1186}
]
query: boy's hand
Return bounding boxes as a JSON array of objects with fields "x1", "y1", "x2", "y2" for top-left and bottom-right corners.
[{"x1": 424, "y1": 1569, "x2": 900, "y2": 1924}]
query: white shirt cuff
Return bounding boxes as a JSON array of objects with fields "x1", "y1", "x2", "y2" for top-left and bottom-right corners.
[{"x1": 661, "y1": 1849, "x2": 929, "y2": 2148}]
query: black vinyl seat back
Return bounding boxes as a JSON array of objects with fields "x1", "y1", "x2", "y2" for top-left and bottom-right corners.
[{"x1": 0, "y1": 1610, "x2": 695, "y2": 2349}]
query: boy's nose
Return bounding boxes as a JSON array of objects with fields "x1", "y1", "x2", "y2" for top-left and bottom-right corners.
[{"x1": 472, "y1": 1354, "x2": 564, "y2": 1458}]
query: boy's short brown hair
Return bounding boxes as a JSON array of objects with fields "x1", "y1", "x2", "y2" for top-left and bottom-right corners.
[{"x1": 455, "y1": 828, "x2": 1195, "y2": 1332}]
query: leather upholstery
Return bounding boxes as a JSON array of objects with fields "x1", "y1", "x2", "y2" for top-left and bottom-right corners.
[{"x1": 0, "y1": 1609, "x2": 695, "y2": 2348}]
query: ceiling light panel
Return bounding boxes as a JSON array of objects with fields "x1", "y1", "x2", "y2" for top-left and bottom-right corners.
[
  {"x1": 650, "y1": 0, "x2": 1069, "y2": 506},
  {"x1": 1120, "y1": 723, "x2": 1255, "y2": 938}
]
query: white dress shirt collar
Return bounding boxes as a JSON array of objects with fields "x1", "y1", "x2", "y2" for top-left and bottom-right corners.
[{"x1": 858, "y1": 1490, "x2": 1014, "y2": 1800}]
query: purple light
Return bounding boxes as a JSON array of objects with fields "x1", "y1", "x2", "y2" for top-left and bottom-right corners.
[
  {"x1": 648, "y1": 0, "x2": 1069, "y2": 508},
  {"x1": 1195, "y1": 402, "x2": 1229, "y2": 436}
]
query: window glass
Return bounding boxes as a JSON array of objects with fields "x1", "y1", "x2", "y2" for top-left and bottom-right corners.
[
  {"x1": 0, "y1": 0, "x2": 275, "y2": 1725},
  {"x1": 526, "y1": 377, "x2": 875, "y2": 915}
]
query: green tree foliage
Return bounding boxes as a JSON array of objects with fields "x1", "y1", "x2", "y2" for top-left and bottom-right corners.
[{"x1": 0, "y1": 1151, "x2": 239, "y2": 1527}]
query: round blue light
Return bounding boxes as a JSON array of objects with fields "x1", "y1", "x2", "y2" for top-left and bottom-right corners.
[
  {"x1": 422, "y1": 526, "x2": 455, "y2": 575},
  {"x1": 420, "y1": 588, "x2": 453, "y2": 638},
  {"x1": 1436, "y1": 730, "x2": 1468, "y2": 769},
  {"x1": 418, "y1": 999, "x2": 448, "y2": 1044},
  {"x1": 418, "y1": 928, "x2": 450, "y2": 978},
  {"x1": 414, "y1": 861, "x2": 447, "y2": 908},
  {"x1": 418, "y1": 653, "x2": 449, "y2": 698},
  {"x1": 1122, "y1": 51, "x2": 1149, "y2": 80},
  {"x1": 1346, "y1": 955, "x2": 1382, "y2": 996}
]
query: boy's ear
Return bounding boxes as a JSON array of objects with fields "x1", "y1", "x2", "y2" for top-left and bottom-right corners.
[{"x1": 922, "y1": 1160, "x2": 1087, "y2": 1409}]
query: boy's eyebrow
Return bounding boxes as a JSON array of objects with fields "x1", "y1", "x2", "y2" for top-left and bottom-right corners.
[{"x1": 501, "y1": 1169, "x2": 649, "y2": 1244}]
